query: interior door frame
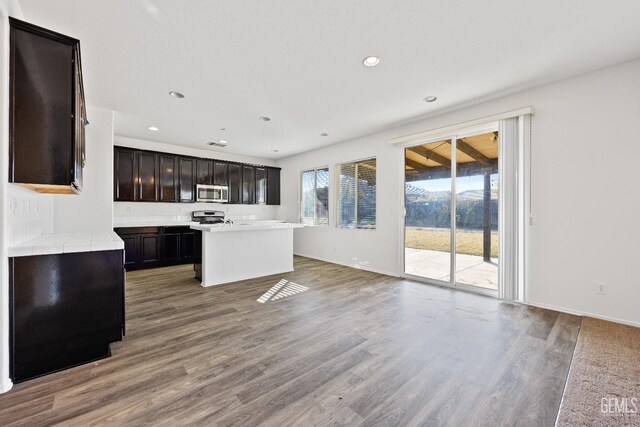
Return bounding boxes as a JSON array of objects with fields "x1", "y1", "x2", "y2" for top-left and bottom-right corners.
[{"x1": 399, "y1": 122, "x2": 500, "y2": 298}]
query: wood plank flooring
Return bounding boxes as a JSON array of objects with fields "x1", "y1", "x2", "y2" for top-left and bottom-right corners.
[{"x1": 0, "y1": 256, "x2": 581, "y2": 426}]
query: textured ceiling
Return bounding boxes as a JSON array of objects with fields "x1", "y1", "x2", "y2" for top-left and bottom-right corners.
[{"x1": 18, "y1": 0, "x2": 640, "y2": 159}]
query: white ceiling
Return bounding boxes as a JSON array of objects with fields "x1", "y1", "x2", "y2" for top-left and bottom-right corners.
[{"x1": 19, "y1": 0, "x2": 640, "y2": 159}]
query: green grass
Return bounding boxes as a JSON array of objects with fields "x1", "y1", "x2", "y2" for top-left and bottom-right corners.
[{"x1": 405, "y1": 227, "x2": 498, "y2": 258}]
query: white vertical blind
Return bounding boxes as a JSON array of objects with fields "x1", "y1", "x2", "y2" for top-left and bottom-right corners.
[
  {"x1": 300, "y1": 168, "x2": 329, "y2": 226},
  {"x1": 337, "y1": 158, "x2": 376, "y2": 229}
]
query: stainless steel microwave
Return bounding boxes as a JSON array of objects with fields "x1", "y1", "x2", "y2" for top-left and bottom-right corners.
[{"x1": 196, "y1": 184, "x2": 229, "y2": 203}]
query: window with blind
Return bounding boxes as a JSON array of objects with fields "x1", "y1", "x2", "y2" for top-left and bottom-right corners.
[
  {"x1": 337, "y1": 158, "x2": 376, "y2": 229},
  {"x1": 300, "y1": 167, "x2": 329, "y2": 226}
]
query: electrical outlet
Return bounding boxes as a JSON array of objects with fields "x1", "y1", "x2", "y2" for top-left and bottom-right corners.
[{"x1": 597, "y1": 283, "x2": 607, "y2": 295}]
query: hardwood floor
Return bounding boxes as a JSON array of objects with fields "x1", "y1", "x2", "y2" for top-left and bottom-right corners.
[{"x1": 0, "y1": 256, "x2": 580, "y2": 426}]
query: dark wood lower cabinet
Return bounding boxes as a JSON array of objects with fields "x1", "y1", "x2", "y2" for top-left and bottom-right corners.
[
  {"x1": 140, "y1": 234, "x2": 161, "y2": 268},
  {"x1": 9, "y1": 250, "x2": 125, "y2": 382},
  {"x1": 162, "y1": 230, "x2": 181, "y2": 265},
  {"x1": 115, "y1": 226, "x2": 196, "y2": 271},
  {"x1": 180, "y1": 230, "x2": 196, "y2": 263}
]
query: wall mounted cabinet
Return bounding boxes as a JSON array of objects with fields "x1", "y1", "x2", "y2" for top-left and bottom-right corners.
[
  {"x1": 228, "y1": 163, "x2": 242, "y2": 204},
  {"x1": 242, "y1": 165, "x2": 256, "y2": 204},
  {"x1": 9, "y1": 18, "x2": 87, "y2": 194},
  {"x1": 267, "y1": 167, "x2": 281, "y2": 205},
  {"x1": 114, "y1": 146, "x2": 280, "y2": 205},
  {"x1": 178, "y1": 157, "x2": 196, "y2": 202},
  {"x1": 159, "y1": 155, "x2": 178, "y2": 202},
  {"x1": 255, "y1": 167, "x2": 267, "y2": 204},
  {"x1": 213, "y1": 161, "x2": 228, "y2": 186},
  {"x1": 137, "y1": 151, "x2": 159, "y2": 202},
  {"x1": 114, "y1": 148, "x2": 137, "y2": 201},
  {"x1": 196, "y1": 159, "x2": 213, "y2": 185}
]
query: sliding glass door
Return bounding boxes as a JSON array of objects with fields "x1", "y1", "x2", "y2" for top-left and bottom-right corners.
[{"x1": 403, "y1": 127, "x2": 499, "y2": 293}]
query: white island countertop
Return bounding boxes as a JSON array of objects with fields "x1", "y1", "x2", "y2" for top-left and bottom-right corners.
[
  {"x1": 193, "y1": 221, "x2": 302, "y2": 287},
  {"x1": 8, "y1": 232, "x2": 124, "y2": 257},
  {"x1": 191, "y1": 221, "x2": 303, "y2": 233}
]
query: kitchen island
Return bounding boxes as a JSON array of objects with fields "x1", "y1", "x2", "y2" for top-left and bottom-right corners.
[{"x1": 190, "y1": 221, "x2": 303, "y2": 287}]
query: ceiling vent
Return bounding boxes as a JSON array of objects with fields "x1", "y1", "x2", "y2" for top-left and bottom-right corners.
[{"x1": 207, "y1": 141, "x2": 227, "y2": 148}]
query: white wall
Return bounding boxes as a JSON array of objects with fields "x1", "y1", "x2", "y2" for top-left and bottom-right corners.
[
  {"x1": 0, "y1": 0, "x2": 23, "y2": 394},
  {"x1": 53, "y1": 106, "x2": 115, "y2": 232},
  {"x1": 277, "y1": 58, "x2": 640, "y2": 327}
]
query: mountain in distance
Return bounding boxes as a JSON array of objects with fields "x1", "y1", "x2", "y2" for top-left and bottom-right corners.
[{"x1": 405, "y1": 184, "x2": 497, "y2": 202}]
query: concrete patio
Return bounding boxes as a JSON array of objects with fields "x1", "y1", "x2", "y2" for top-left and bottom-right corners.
[{"x1": 405, "y1": 248, "x2": 498, "y2": 290}]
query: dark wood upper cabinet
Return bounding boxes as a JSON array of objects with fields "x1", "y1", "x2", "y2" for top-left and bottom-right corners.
[
  {"x1": 178, "y1": 157, "x2": 195, "y2": 202},
  {"x1": 267, "y1": 167, "x2": 281, "y2": 205},
  {"x1": 255, "y1": 167, "x2": 267, "y2": 204},
  {"x1": 137, "y1": 152, "x2": 158, "y2": 202},
  {"x1": 242, "y1": 165, "x2": 255, "y2": 204},
  {"x1": 114, "y1": 148, "x2": 136, "y2": 201},
  {"x1": 9, "y1": 18, "x2": 86, "y2": 194},
  {"x1": 196, "y1": 159, "x2": 213, "y2": 185},
  {"x1": 158, "y1": 154, "x2": 178, "y2": 202},
  {"x1": 113, "y1": 146, "x2": 277, "y2": 205},
  {"x1": 228, "y1": 163, "x2": 242, "y2": 204},
  {"x1": 213, "y1": 161, "x2": 228, "y2": 186}
]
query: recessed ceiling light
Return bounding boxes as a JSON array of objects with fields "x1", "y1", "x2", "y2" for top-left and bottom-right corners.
[
  {"x1": 147, "y1": 126, "x2": 159, "y2": 131},
  {"x1": 362, "y1": 56, "x2": 380, "y2": 67},
  {"x1": 259, "y1": 116, "x2": 271, "y2": 121},
  {"x1": 219, "y1": 139, "x2": 228, "y2": 144},
  {"x1": 320, "y1": 133, "x2": 329, "y2": 137},
  {"x1": 423, "y1": 96, "x2": 438, "y2": 103},
  {"x1": 169, "y1": 91, "x2": 184, "y2": 98}
]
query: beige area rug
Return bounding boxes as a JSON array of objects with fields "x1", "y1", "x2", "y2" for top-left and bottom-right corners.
[{"x1": 557, "y1": 317, "x2": 640, "y2": 426}]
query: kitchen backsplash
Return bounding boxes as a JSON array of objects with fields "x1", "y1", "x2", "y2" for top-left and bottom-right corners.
[
  {"x1": 7, "y1": 185, "x2": 54, "y2": 247},
  {"x1": 113, "y1": 202, "x2": 279, "y2": 223}
]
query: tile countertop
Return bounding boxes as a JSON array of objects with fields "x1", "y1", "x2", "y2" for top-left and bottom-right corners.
[
  {"x1": 8, "y1": 232, "x2": 125, "y2": 257},
  {"x1": 191, "y1": 222, "x2": 303, "y2": 233},
  {"x1": 114, "y1": 220, "x2": 198, "y2": 228}
]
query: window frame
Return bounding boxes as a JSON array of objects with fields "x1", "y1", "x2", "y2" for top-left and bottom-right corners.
[
  {"x1": 299, "y1": 166, "x2": 330, "y2": 227},
  {"x1": 335, "y1": 157, "x2": 377, "y2": 230}
]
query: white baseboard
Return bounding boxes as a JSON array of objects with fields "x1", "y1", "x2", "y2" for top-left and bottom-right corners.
[
  {"x1": 293, "y1": 254, "x2": 640, "y2": 329},
  {"x1": 293, "y1": 253, "x2": 399, "y2": 277},
  {"x1": 1, "y1": 378, "x2": 13, "y2": 394},
  {"x1": 524, "y1": 300, "x2": 640, "y2": 328}
]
